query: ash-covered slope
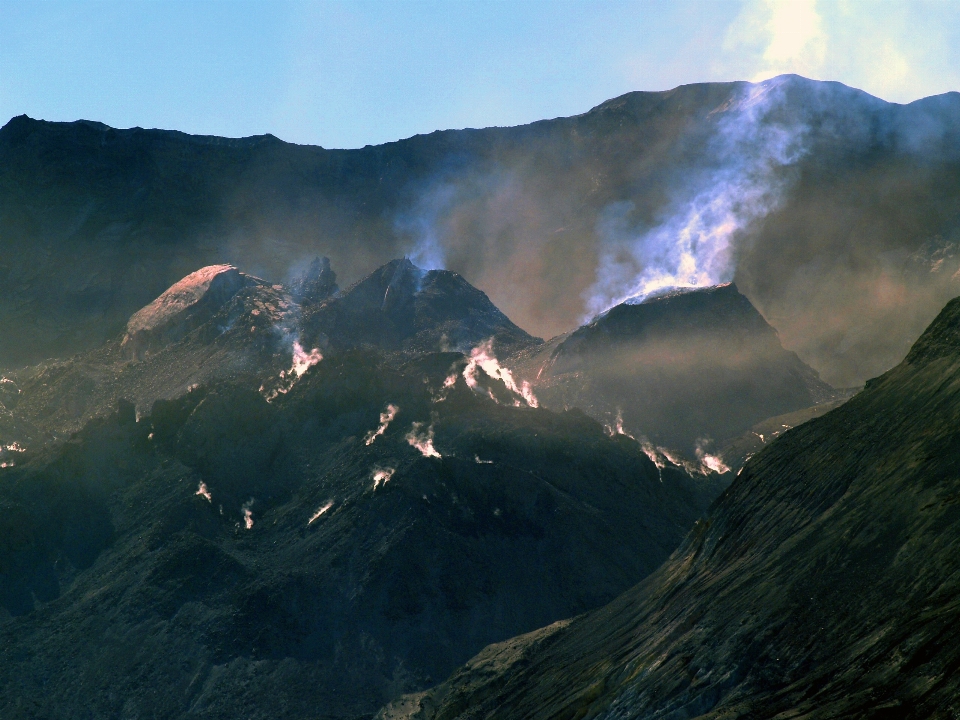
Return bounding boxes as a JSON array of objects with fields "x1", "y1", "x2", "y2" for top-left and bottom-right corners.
[
  {"x1": 4, "y1": 76, "x2": 960, "y2": 385},
  {"x1": 0, "y1": 347, "x2": 717, "y2": 719},
  {"x1": 382, "y1": 294, "x2": 960, "y2": 719},
  {"x1": 513, "y1": 283, "x2": 835, "y2": 455},
  {"x1": 301, "y1": 258, "x2": 539, "y2": 357}
]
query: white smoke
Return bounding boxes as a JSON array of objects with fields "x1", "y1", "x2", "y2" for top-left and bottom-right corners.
[
  {"x1": 365, "y1": 403, "x2": 399, "y2": 446},
  {"x1": 195, "y1": 481, "x2": 212, "y2": 502},
  {"x1": 605, "y1": 409, "x2": 728, "y2": 477},
  {"x1": 291, "y1": 341, "x2": 323, "y2": 378},
  {"x1": 406, "y1": 422, "x2": 441, "y2": 458},
  {"x1": 584, "y1": 77, "x2": 809, "y2": 318},
  {"x1": 695, "y1": 438, "x2": 731, "y2": 475},
  {"x1": 263, "y1": 339, "x2": 323, "y2": 402},
  {"x1": 372, "y1": 466, "x2": 396, "y2": 490},
  {"x1": 308, "y1": 500, "x2": 334, "y2": 524},
  {"x1": 396, "y1": 183, "x2": 456, "y2": 270},
  {"x1": 605, "y1": 409, "x2": 664, "y2": 480},
  {"x1": 604, "y1": 409, "x2": 633, "y2": 440},
  {"x1": 432, "y1": 366, "x2": 460, "y2": 403},
  {"x1": 474, "y1": 455, "x2": 493, "y2": 464},
  {"x1": 700, "y1": 454, "x2": 731, "y2": 474},
  {"x1": 463, "y1": 339, "x2": 538, "y2": 407},
  {"x1": 241, "y1": 499, "x2": 255, "y2": 529}
]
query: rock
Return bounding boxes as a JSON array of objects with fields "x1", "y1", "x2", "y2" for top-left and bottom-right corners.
[
  {"x1": 386, "y1": 293, "x2": 960, "y2": 720},
  {"x1": 513, "y1": 283, "x2": 837, "y2": 454},
  {"x1": 121, "y1": 265, "x2": 260, "y2": 360},
  {"x1": 290, "y1": 256, "x2": 338, "y2": 303},
  {"x1": 0, "y1": 377, "x2": 20, "y2": 411}
]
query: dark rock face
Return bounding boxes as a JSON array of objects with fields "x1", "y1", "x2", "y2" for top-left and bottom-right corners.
[
  {"x1": 382, "y1": 293, "x2": 960, "y2": 720},
  {"x1": 0, "y1": 256, "x2": 733, "y2": 717},
  {"x1": 2, "y1": 279, "x2": 298, "y2": 447},
  {"x1": 290, "y1": 255, "x2": 339, "y2": 303},
  {"x1": 302, "y1": 258, "x2": 540, "y2": 357},
  {"x1": 514, "y1": 283, "x2": 834, "y2": 454},
  {"x1": 0, "y1": 349, "x2": 717, "y2": 719}
]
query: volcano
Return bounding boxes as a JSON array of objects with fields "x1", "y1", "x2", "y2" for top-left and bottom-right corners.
[
  {"x1": 0, "y1": 256, "x2": 727, "y2": 718},
  {"x1": 0, "y1": 257, "x2": 541, "y2": 449},
  {"x1": 300, "y1": 258, "x2": 540, "y2": 357},
  {"x1": 3, "y1": 76, "x2": 960, "y2": 386},
  {"x1": 512, "y1": 283, "x2": 836, "y2": 457}
]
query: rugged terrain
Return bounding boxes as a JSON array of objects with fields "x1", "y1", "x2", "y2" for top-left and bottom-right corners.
[
  {"x1": 0, "y1": 349, "x2": 720, "y2": 719},
  {"x1": 3, "y1": 75, "x2": 960, "y2": 385},
  {"x1": 0, "y1": 258, "x2": 535, "y2": 451},
  {"x1": 381, "y1": 290, "x2": 960, "y2": 719},
  {"x1": 0, "y1": 258, "x2": 730, "y2": 719}
]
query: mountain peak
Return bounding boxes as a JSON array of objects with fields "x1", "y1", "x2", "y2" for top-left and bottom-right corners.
[
  {"x1": 524, "y1": 282, "x2": 833, "y2": 452},
  {"x1": 121, "y1": 264, "x2": 262, "y2": 360},
  {"x1": 289, "y1": 256, "x2": 339, "y2": 303},
  {"x1": 300, "y1": 259, "x2": 539, "y2": 356},
  {"x1": 904, "y1": 294, "x2": 960, "y2": 365}
]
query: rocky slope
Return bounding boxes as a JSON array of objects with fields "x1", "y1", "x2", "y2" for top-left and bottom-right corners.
[
  {"x1": 3, "y1": 76, "x2": 960, "y2": 385},
  {"x1": 380, "y1": 294, "x2": 960, "y2": 719},
  {"x1": 0, "y1": 348, "x2": 719, "y2": 719},
  {"x1": 511, "y1": 283, "x2": 836, "y2": 457}
]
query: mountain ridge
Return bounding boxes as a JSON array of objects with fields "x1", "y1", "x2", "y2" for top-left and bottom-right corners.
[{"x1": 4, "y1": 75, "x2": 960, "y2": 384}]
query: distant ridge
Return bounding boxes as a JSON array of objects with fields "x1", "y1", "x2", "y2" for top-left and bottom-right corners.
[{"x1": 2, "y1": 75, "x2": 960, "y2": 386}]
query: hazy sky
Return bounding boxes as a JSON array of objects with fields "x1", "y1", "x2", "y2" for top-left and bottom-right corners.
[{"x1": 2, "y1": 0, "x2": 958, "y2": 149}]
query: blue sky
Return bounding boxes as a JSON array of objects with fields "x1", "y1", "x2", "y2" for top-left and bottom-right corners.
[{"x1": 1, "y1": 0, "x2": 959, "y2": 148}]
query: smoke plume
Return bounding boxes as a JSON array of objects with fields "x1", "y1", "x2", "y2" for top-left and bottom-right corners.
[
  {"x1": 263, "y1": 339, "x2": 323, "y2": 401},
  {"x1": 242, "y1": 499, "x2": 255, "y2": 530},
  {"x1": 195, "y1": 481, "x2": 213, "y2": 502},
  {"x1": 291, "y1": 341, "x2": 323, "y2": 378},
  {"x1": 406, "y1": 422, "x2": 441, "y2": 459},
  {"x1": 308, "y1": 501, "x2": 334, "y2": 525},
  {"x1": 371, "y1": 467, "x2": 395, "y2": 490},
  {"x1": 584, "y1": 77, "x2": 809, "y2": 319},
  {"x1": 463, "y1": 339, "x2": 538, "y2": 407},
  {"x1": 396, "y1": 183, "x2": 456, "y2": 270},
  {"x1": 365, "y1": 404, "x2": 399, "y2": 446}
]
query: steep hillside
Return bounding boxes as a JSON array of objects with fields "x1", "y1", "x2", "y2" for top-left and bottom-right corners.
[
  {"x1": 381, "y1": 293, "x2": 960, "y2": 719},
  {"x1": 3, "y1": 76, "x2": 960, "y2": 384}
]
